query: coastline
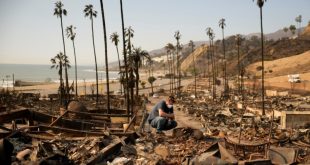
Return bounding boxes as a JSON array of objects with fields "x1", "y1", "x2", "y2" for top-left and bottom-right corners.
[{"x1": 2, "y1": 70, "x2": 171, "y2": 97}]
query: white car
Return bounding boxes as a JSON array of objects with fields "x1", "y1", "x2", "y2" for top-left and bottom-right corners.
[{"x1": 152, "y1": 93, "x2": 159, "y2": 98}]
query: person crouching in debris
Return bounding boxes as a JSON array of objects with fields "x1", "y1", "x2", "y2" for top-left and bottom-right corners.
[{"x1": 147, "y1": 96, "x2": 177, "y2": 134}]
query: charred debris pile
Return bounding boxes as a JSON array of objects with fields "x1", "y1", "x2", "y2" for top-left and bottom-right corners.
[{"x1": 1, "y1": 90, "x2": 310, "y2": 164}]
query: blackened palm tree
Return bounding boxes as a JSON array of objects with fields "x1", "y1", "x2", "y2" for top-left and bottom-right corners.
[
  {"x1": 169, "y1": 43, "x2": 176, "y2": 94},
  {"x1": 148, "y1": 76, "x2": 156, "y2": 94},
  {"x1": 283, "y1": 27, "x2": 289, "y2": 33},
  {"x1": 99, "y1": 0, "x2": 110, "y2": 112},
  {"x1": 188, "y1": 40, "x2": 196, "y2": 98},
  {"x1": 174, "y1": 31, "x2": 181, "y2": 95},
  {"x1": 131, "y1": 47, "x2": 150, "y2": 96},
  {"x1": 54, "y1": 1, "x2": 69, "y2": 103},
  {"x1": 206, "y1": 27, "x2": 216, "y2": 99},
  {"x1": 51, "y1": 52, "x2": 70, "y2": 106},
  {"x1": 253, "y1": 0, "x2": 267, "y2": 115},
  {"x1": 165, "y1": 43, "x2": 174, "y2": 94},
  {"x1": 84, "y1": 4, "x2": 99, "y2": 104},
  {"x1": 219, "y1": 18, "x2": 228, "y2": 99},
  {"x1": 120, "y1": 0, "x2": 130, "y2": 115},
  {"x1": 146, "y1": 58, "x2": 154, "y2": 78},
  {"x1": 110, "y1": 32, "x2": 123, "y2": 94},
  {"x1": 66, "y1": 25, "x2": 78, "y2": 97},
  {"x1": 295, "y1": 15, "x2": 302, "y2": 36},
  {"x1": 289, "y1": 25, "x2": 297, "y2": 35},
  {"x1": 125, "y1": 26, "x2": 135, "y2": 113},
  {"x1": 235, "y1": 34, "x2": 243, "y2": 96},
  {"x1": 164, "y1": 44, "x2": 171, "y2": 93},
  {"x1": 125, "y1": 27, "x2": 134, "y2": 53}
]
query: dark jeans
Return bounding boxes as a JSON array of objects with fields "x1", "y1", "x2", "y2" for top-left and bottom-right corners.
[{"x1": 150, "y1": 116, "x2": 177, "y2": 131}]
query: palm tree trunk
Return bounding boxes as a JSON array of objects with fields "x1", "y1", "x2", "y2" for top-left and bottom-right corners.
[
  {"x1": 59, "y1": 64, "x2": 63, "y2": 106},
  {"x1": 60, "y1": 15, "x2": 69, "y2": 106},
  {"x1": 211, "y1": 40, "x2": 216, "y2": 100},
  {"x1": 237, "y1": 44, "x2": 240, "y2": 95},
  {"x1": 260, "y1": 7, "x2": 265, "y2": 115},
  {"x1": 120, "y1": 0, "x2": 130, "y2": 115},
  {"x1": 222, "y1": 28, "x2": 227, "y2": 99},
  {"x1": 211, "y1": 43, "x2": 215, "y2": 99},
  {"x1": 193, "y1": 56, "x2": 197, "y2": 98},
  {"x1": 130, "y1": 70, "x2": 134, "y2": 114},
  {"x1": 169, "y1": 53, "x2": 173, "y2": 94},
  {"x1": 172, "y1": 52, "x2": 175, "y2": 94},
  {"x1": 176, "y1": 44, "x2": 181, "y2": 95},
  {"x1": 207, "y1": 50, "x2": 211, "y2": 91},
  {"x1": 91, "y1": 17, "x2": 99, "y2": 104},
  {"x1": 241, "y1": 66, "x2": 244, "y2": 101},
  {"x1": 128, "y1": 36, "x2": 134, "y2": 114},
  {"x1": 135, "y1": 65, "x2": 139, "y2": 96},
  {"x1": 208, "y1": 44, "x2": 213, "y2": 96},
  {"x1": 116, "y1": 45, "x2": 123, "y2": 95},
  {"x1": 72, "y1": 40, "x2": 78, "y2": 97},
  {"x1": 100, "y1": 0, "x2": 110, "y2": 112},
  {"x1": 166, "y1": 53, "x2": 171, "y2": 94}
]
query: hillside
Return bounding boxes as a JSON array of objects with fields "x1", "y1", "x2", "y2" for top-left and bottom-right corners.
[
  {"x1": 180, "y1": 44, "x2": 209, "y2": 71},
  {"x1": 236, "y1": 38, "x2": 310, "y2": 72},
  {"x1": 149, "y1": 41, "x2": 207, "y2": 57},
  {"x1": 246, "y1": 51, "x2": 310, "y2": 77},
  {"x1": 108, "y1": 26, "x2": 310, "y2": 72},
  {"x1": 148, "y1": 27, "x2": 305, "y2": 57},
  {"x1": 301, "y1": 24, "x2": 310, "y2": 39},
  {"x1": 246, "y1": 50, "x2": 310, "y2": 93},
  {"x1": 246, "y1": 27, "x2": 305, "y2": 41},
  {"x1": 180, "y1": 25, "x2": 310, "y2": 76}
]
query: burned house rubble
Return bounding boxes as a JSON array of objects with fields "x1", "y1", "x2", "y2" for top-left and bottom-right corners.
[{"x1": 1, "y1": 88, "x2": 310, "y2": 165}]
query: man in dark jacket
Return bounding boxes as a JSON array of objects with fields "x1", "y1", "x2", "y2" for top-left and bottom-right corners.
[{"x1": 147, "y1": 96, "x2": 177, "y2": 134}]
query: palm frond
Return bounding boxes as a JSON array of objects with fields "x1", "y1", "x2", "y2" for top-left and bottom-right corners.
[
  {"x1": 93, "y1": 11, "x2": 97, "y2": 17},
  {"x1": 54, "y1": 9, "x2": 59, "y2": 16},
  {"x1": 63, "y1": 9, "x2": 67, "y2": 16},
  {"x1": 219, "y1": 18, "x2": 226, "y2": 29}
]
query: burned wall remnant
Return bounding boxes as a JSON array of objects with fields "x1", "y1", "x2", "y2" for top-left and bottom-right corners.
[{"x1": 281, "y1": 111, "x2": 310, "y2": 128}]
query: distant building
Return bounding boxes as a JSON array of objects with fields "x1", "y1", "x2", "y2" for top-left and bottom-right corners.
[{"x1": 152, "y1": 54, "x2": 169, "y2": 63}]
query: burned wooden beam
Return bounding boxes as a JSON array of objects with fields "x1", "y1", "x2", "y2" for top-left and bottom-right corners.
[
  {"x1": 67, "y1": 110, "x2": 132, "y2": 117},
  {"x1": 33, "y1": 125, "x2": 109, "y2": 137},
  {"x1": 89, "y1": 116, "x2": 110, "y2": 123},
  {"x1": 89, "y1": 108, "x2": 127, "y2": 114},
  {"x1": 109, "y1": 131, "x2": 136, "y2": 136},
  {"x1": 124, "y1": 115, "x2": 136, "y2": 133},
  {"x1": 29, "y1": 110, "x2": 94, "y2": 130},
  {"x1": 0, "y1": 108, "x2": 30, "y2": 123},
  {"x1": 25, "y1": 133, "x2": 103, "y2": 141},
  {"x1": 49, "y1": 110, "x2": 68, "y2": 126}
]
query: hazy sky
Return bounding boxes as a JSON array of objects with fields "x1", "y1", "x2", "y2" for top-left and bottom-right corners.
[{"x1": 0, "y1": 0, "x2": 309, "y2": 65}]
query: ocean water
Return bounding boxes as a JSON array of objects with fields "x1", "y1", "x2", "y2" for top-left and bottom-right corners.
[{"x1": 0, "y1": 64, "x2": 119, "y2": 87}]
